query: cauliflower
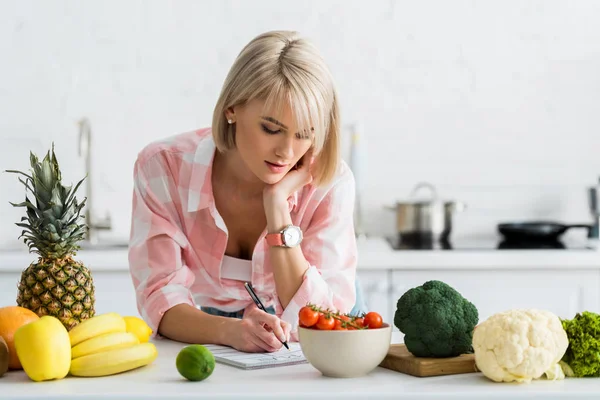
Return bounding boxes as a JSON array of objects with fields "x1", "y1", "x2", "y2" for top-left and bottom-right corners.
[{"x1": 472, "y1": 309, "x2": 569, "y2": 383}]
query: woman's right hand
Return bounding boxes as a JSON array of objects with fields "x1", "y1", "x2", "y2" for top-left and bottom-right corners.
[{"x1": 228, "y1": 304, "x2": 291, "y2": 353}]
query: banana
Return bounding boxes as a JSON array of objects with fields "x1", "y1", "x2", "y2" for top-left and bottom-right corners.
[
  {"x1": 70, "y1": 342, "x2": 158, "y2": 377},
  {"x1": 69, "y1": 312, "x2": 126, "y2": 347},
  {"x1": 71, "y1": 332, "x2": 139, "y2": 359}
]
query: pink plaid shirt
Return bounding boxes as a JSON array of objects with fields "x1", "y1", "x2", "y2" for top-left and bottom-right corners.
[{"x1": 128, "y1": 128, "x2": 357, "y2": 340}]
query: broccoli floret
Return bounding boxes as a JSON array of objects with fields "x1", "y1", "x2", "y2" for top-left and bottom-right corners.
[
  {"x1": 394, "y1": 280, "x2": 479, "y2": 358},
  {"x1": 560, "y1": 311, "x2": 600, "y2": 377}
]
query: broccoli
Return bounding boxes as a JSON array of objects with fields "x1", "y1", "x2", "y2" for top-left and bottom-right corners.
[
  {"x1": 394, "y1": 280, "x2": 479, "y2": 358},
  {"x1": 559, "y1": 311, "x2": 600, "y2": 377}
]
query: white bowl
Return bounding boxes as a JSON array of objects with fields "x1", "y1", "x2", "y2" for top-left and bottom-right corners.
[{"x1": 298, "y1": 323, "x2": 392, "y2": 378}]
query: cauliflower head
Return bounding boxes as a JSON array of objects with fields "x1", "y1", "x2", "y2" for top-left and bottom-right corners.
[{"x1": 472, "y1": 309, "x2": 568, "y2": 383}]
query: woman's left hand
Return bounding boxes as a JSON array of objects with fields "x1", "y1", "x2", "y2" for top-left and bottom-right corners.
[{"x1": 263, "y1": 147, "x2": 314, "y2": 206}]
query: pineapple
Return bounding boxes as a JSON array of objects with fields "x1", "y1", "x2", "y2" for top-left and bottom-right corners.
[{"x1": 6, "y1": 144, "x2": 95, "y2": 330}]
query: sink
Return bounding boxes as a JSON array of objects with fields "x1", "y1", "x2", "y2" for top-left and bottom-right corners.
[
  {"x1": 77, "y1": 240, "x2": 130, "y2": 251},
  {"x1": 0, "y1": 241, "x2": 129, "y2": 253}
]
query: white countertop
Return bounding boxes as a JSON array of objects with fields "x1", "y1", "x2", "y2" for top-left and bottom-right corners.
[
  {"x1": 1, "y1": 237, "x2": 599, "y2": 273},
  {"x1": 2, "y1": 332, "x2": 598, "y2": 400},
  {"x1": 355, "y1": 237, "x2": 600, "y2": 270}
]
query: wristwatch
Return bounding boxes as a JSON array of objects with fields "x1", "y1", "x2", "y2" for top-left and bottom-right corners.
[{"x1": 266, "y1": 225, "x2": 303, "y2": 247}]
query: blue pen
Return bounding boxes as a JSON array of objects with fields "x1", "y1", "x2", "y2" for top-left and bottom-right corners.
[{"x1": 244, "y1": 282, "x2": 290, "y2": 350}]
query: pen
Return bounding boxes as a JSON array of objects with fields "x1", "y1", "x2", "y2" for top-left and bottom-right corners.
[{"x1": 243, "y1": 281, "x2": 290, "y2": 350}]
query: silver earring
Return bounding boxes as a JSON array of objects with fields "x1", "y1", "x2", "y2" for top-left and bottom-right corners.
[{"x1": 227, "y1": 119, "x2": 233, "y2": 124}]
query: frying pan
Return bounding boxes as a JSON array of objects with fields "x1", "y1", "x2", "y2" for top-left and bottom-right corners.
[{"x1": 498, "y1": 221, "x2": 592, "y2": 242}]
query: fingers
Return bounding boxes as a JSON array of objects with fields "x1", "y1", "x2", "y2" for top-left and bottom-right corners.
[
  {"x1": 281, "y1": 320, "x2": 291, "y2": 342},
  {"x1": 305, "y1": 172, "x2": 313, "y2": 185},
  {"x1": 241, "y1": 340, "x2": 266, "y2": 353},
  {"x1": 295, "y1": 157, "x2": 313, "y2": 186},
  {"x1": 247, "y1": 307, "x2": 287, "y2": 343},
  {"x1": 243, "y1": 308, "x2": 287, "y2": 352},
  {"x1": 262, "y1": 314, "x2": 288, "y2": 343},
  {"x1": 247, "y1": 333, "x2": 279, "y2": 353},
  {"x1": 253, "y1": 326, "x2": 283, "y2": 352},
  {"x1": 301, "y1": 148, "x2": 315, "y2": 183},
  {"x1": 294, "y1": 147, "x2": 312, "y2": 170},
  {"x1": 239, "y1": 320, "x2": 278, "y2": 353},
  {"x1": 305, "y1": 145, "x2": 314, "y2": 159}
]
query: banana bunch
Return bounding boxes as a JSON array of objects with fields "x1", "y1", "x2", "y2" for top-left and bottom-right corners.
[{"x1": 69, "y1": 312, "x2": 158, "y2": 377}]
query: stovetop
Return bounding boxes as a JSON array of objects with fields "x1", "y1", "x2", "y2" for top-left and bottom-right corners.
[{"x1": 385, "y1": 235, "x2": 597, "y2": 251}]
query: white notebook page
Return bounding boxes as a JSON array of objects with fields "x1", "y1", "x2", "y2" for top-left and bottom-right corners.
[{"x1": 202, "y1": 342, "x2": 308, "y2": 370}]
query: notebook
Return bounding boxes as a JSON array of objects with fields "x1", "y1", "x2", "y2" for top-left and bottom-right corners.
[{"x1": 201, "y1": 342, "x2": 308, "y2": 370}]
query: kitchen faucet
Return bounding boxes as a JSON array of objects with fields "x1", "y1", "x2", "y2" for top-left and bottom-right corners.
[{"x1": 78, "y1": 117, "x2": 112, "y2": 245}]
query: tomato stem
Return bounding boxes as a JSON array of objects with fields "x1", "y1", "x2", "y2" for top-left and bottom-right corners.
[{"x1": 305, "y1": 303, "x2": 368, "y2": 330}]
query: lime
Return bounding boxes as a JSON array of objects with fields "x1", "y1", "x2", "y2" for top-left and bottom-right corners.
[{"x1": 176, "y1": 345, "x2": 215, "y2": 381}]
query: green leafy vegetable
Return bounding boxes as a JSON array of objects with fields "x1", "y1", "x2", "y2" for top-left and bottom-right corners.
[{"x1": 560, "y1": 311, "x2": 600, "y2": 377}]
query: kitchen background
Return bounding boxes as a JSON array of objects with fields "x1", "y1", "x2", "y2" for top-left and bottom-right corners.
[{"x1": 1, "y1": 0, "x2": 600, "y2": 249}]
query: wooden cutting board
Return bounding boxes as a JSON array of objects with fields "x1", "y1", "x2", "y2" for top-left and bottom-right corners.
[{"x1": 379, "y1": 344, "x2": 478, "y2": 377}]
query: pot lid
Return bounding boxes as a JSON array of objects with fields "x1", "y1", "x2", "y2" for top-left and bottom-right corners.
[
  {"x1": 398, "y1": 182, "x2": 444, "y2": 204},
  {"x1": 394, "y1": 182, "x2": 464, "y2": 207}
]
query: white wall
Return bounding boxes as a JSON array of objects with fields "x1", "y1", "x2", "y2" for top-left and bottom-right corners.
[{"x1": 1, "y1": 0, "x2": 599, "y2": 249}]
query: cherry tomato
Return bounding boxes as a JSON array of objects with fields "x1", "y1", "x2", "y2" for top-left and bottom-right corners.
[
  {"x1": 363, "y1": 312, "x2": 383, "y2": 329},
  {"x1": 334, "y1": 315, "x2": 350, "y2": 330},
  {"x1": 353, "y1": 317, "x2": 364, "y2": 328},
  {"x1": 298, "y1": 306, "x2": 320, "y2": 327},
  {"x1": 315, "y1": 314, "x2": 335, "y2": 330}
]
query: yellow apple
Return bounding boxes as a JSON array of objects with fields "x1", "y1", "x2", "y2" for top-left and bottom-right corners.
[{"x1": 14, "y1": 316, "x2": 71, "y2": 381}]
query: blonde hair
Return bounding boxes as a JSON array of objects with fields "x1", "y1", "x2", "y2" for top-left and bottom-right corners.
[{"x1": 212, "y1": 30, "x2": 340, "y2": 186}]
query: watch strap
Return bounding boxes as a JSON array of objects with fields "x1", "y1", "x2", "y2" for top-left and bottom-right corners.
[{"x1": 266, "y1": 231, "x2": 285, "y2": 246}]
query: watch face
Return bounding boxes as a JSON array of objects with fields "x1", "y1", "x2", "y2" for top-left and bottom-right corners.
[{"x1": 283, "y1": 226, "x2": 302, "y2": 247}]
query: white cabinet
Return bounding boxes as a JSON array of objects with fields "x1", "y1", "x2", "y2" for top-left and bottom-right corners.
[
  {"x1": 92, "y1": 272, "x2": 140, "y2": 317},
  {"x1": 0, "y1": 272, "x2": 20, "y2": 307},
  {"x1": 356, "y1": 270, "x2": 393, "y2": 325},
  {"x1": 0, "y1": 271, "x2": 140, "y2": 318},
  {"x1": 390, "y1": 269, "x2": 600, "y2": 326},
  {"x1": 3, "y1": 258, "x2": 599, "y2": 335}
]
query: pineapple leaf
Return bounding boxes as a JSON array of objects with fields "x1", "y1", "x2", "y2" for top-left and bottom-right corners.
[
  {"x1": 31, "y1": 162, "x2": 45, "y2": 192},
  {"x1": 65, "y1": 201, "x2": 86, "y2": 225},
  {"x1": 50, "y1": 143, "x2": 62, "y2": 180},
  {"x1": 50, "y1": 186, "x2": 64, "y2": 216},
  {"x1": 41, "y1": 153, "x2": 55, "y2": 188},
  {"x1": 15, "y1": 222, "x2": 34, "y2": 230},
  {"x1": 29, "y1": 151, "x2": 39, "y2": 169},
  {"x1": 15, "y1": 176, "x2": 47, "y2": 205},
  {"x1": 9, "y1": 199, "x2": 42, "y2": 213},
  {"x1": 26, "y1": 206, "x2": 38, "y2": 225},
  {"x1": 10, "y1": 144, "x2": 88, "y2": 257},
  {"x1": 15, "y1": 225, "x2": 41, "y2": 237},
  {"x1": 64, "y1": 176, "x2": 87, "y2": 210},
  {"x1": 60, "y1": 208, "x2": 74, "y2": 224},
  {"x1": 4, "y1": 169, "x2": 33, "y2": 180},
  {"x1": 70, "y1": 227, "x2": 87, "y2": 239}
]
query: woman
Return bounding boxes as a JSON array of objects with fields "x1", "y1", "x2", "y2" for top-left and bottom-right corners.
[{"x1": 128, "y1": 30, "x2": 367, "y2": 353}]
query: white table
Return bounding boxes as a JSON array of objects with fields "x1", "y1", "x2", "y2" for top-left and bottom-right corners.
[{"x1": 2, "y1": 333, "x2": 599, "y2": 400}]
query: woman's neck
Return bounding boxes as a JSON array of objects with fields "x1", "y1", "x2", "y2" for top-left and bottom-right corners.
[{"x1": 213, "y1": 150, "x2": 265, "y2": 201}]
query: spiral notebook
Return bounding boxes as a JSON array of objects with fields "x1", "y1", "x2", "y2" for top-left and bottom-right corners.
[{"x1": 201, "y1": 342, "x2": 308, "y2": 370}]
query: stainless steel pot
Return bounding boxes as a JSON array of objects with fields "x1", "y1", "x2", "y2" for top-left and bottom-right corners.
[{"x1": 386, "y1": 182, "x2": 466, "y2": 242}]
